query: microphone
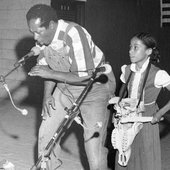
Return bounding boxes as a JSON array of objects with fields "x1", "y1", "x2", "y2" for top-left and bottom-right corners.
[
  {"x1": 93, "y1": 64, "x2": 112, "y2": 84},
  {"x1": 95, "y1": 63, "x2": 112, "y2": 74},
  {"x1": 17, "y1": 46, "x2": 40, "y2": 64},
  {"x1": 95, "y1": 74, "x2": 108, "y2": 84}
]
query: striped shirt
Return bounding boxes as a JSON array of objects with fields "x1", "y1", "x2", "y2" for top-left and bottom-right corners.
[{"x1": 39, "y1": 19, "x2": 105, "y2": 77}]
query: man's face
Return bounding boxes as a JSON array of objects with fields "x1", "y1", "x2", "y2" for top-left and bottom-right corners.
[{"x1": 28, "y1": 18, "x2": 53, "y2": 46}]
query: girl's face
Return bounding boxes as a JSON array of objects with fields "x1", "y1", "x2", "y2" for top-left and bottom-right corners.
[{"x1": 129, "y1": 37, "x2": 151, "y2": 68}]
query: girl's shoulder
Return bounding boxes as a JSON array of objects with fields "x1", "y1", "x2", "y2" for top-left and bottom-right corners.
[
  {"x1": 150, "y1": 64, "x2": 160, "y2": 72},
  {"x1": 121, "y1": 64, "x2": 130, "y2": 72},
  {"x1": 150, "y1": 64, "x2": 170, "y2": 88},
  {"x1": 120, "y1": 64, "x2": 131, "y2": 83},
  {"x1": 149, "y1": 64, "x2": 169, "y2": 78},
  {"x1": 121, "y1": 64, "x2": 128, "y2": 72},
  {"x1": 120, "y1": 64, "x2": 131, "y2": 78}
]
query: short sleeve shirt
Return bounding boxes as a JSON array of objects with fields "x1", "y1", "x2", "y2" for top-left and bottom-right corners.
[{"x1": 120, "y1": 58, "x2": 170, "y2": 98}]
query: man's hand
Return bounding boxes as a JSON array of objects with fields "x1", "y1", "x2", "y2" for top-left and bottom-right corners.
[
  {"x1": 41, "y1": 95, "x2": 56, "y2": 120},
  {"x1": 28, "y1": 65, "x2": 52, "y2": 79}
]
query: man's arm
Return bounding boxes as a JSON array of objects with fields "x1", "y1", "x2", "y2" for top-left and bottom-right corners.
[
  {"x1": 29, "y1": 65, "x2": 91, "y2": 84},
  {"x1": 41, "y1": 80, "x2": 56, "y2": 119},
  {"x1": 43, "y1": 80, "x2": 56, "y2": 99}
]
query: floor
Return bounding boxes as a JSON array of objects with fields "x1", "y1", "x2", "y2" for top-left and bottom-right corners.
[{"x1": 0, "y1": 99, "x2": 170, "y2": 170}]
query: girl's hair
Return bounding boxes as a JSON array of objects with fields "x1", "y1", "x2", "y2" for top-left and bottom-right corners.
[
  {"x1": 26, "y1": 4, "x2": 58, "y2": 29},
  {"x1": 133, "y1": 32, "x2": 160, "y2": 64}
]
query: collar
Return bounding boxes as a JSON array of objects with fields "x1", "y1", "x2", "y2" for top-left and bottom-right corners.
[
  {"x1": 50, "y1": 19, "x2": 63, "y2": 46},
  {"x1": 130, "y1": 57, "x2": 150, "y2": 73}
]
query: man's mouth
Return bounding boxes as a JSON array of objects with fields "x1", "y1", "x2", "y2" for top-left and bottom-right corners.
[{"x1": 36, "y1": 41, "x2": 43, "y2": 47}]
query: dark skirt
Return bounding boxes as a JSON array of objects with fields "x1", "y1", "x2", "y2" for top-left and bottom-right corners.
[{"x1": 115, "y1": 104, "x2": 161, "y2": 170}]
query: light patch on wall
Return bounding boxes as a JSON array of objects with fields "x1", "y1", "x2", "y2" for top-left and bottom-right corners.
[{"x1": 160, "y1": 0, "x2": 170, "y2": 27}]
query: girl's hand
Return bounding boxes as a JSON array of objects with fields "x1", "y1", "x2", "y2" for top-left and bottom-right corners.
[
  {"x1": 41, "y1": 95, "x2": 56, "y2": 120},
  {"x1": 151, "y1": 112, "x2": 164, "y2": 124}
]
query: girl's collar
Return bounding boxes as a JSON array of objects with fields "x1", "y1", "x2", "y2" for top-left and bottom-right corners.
[{"x1": 130, "y1": 57, "x2": 150, "y2": 73}]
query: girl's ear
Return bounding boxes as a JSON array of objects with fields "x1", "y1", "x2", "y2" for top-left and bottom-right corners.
[{"x1": 146, "y1": 48, "x2": 152, "y2": 56}]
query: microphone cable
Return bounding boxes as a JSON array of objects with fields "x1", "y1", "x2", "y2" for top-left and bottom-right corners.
[{"x1": 2, "y1": 83, "x2": 28, "y2": 116}]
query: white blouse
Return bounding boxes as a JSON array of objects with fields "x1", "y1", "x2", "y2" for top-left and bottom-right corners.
[{"x1": 120, "y1": 58, "x2": 170, "y2": 99}]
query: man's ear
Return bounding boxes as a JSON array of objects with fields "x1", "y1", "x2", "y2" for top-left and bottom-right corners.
[{"x1": 49, "y1": 21, "x2": 55, "y2": 29}]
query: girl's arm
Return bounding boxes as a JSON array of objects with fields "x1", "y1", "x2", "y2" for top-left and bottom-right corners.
[{"x1": 151, "y1": 84, "x2": 170, "y2": 124}]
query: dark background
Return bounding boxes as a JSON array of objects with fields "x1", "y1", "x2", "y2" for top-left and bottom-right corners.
[{"x1": 51, "y1": 0, "x2": 170, "y2": 107}]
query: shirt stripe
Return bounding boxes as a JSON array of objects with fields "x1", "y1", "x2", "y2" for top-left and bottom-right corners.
[{"x1": 49, "y1": 20, "x2": 105, "y2": 77}]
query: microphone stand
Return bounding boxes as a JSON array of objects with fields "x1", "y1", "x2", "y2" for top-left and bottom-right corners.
[
  {"x1": 0, "y1": 61, "x2": 26, "y2": 84},
  {"x1": 0, "y1": 60, "x2": 31, "y2": 116},
  {"x1": 30, "y1": 69, "x2": 100, "y2": 170}
]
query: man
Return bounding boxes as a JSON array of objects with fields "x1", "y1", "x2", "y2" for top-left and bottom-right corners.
[{"x1": 26, "y1": 4, "x2": 116, "y2": 170}]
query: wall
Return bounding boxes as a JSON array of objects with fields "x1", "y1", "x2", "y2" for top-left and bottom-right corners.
[
  {"x1": 0, "y1": 0, "x2": 50, "y2": 104},
  {"x1": 0, "y1": 0, "x2": 170, "y2": 106}
]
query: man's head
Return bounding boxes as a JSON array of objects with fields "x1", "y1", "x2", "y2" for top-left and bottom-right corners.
[{"x1": 26, "y1": 4, "x2": 58, "y2": 46}]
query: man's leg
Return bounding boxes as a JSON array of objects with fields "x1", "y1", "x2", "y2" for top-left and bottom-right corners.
[
  {"x1": 81, "y1": 85, "x2": 110, "y2": 170},
  {"x1": 38, "y1": 87, "x2": 72, "y2": 169}
]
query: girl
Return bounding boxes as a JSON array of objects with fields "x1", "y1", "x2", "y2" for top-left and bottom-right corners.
[{"x1": 110, "y1": 32, "x2": 170, "y2": 170}]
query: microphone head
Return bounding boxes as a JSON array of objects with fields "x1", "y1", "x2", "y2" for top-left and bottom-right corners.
[
  {"x1": 95, "y1": 74, "x2": 108, "y2": 84},
  {"x1": 99, "y1": 67, "x2": 106, "y2": 72},
  {"x1": 21, "y1": 109, "x2": 28, "y2": 116},
  {"x1": 102, "y1": 64, "x2": 112, "y2": 74}
]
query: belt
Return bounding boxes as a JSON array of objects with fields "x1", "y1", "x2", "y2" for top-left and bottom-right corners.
[{"x1": 144, "y1": 101, "x2": 156, "y2": 106}]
